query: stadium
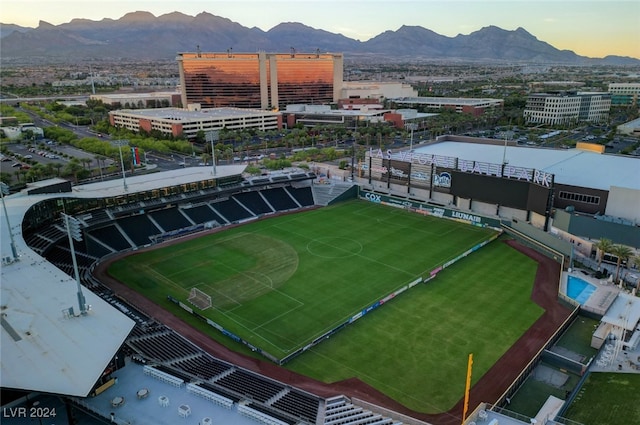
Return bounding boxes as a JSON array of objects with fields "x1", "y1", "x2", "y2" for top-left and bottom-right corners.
[{"x1": 2, "y1": 136, "x2": 639, "y2": 425}]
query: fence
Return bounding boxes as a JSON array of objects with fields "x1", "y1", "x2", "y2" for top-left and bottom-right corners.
[
  {"x1": 186, "y1": 383, "x2": 234, "y2": 409},
  {"x1": 143, "y1": 365, "x2": 184, "y2": 387}
]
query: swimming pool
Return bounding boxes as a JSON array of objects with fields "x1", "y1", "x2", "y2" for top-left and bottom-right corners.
[{"x1": 567, "y1": 275, "x2": 597, "y2": 304}]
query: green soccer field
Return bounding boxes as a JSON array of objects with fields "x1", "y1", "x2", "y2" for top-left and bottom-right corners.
[
  {"x1": 108, "y1": 199, "x2": 498, "y2": 361},
  {"x1": 285, "y1": 238, "x2": 543, "y2": 413}
]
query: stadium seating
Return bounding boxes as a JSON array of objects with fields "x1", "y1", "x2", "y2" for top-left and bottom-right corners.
[
  {"x1": 260, "y1": 187, "x2": 299, "y2": 211},
  {"x1": 233, "y1": 191, "x2": 274, "y2": 215},
  {"x1": 180, "y1": 204, "x2": 226, "y2": 225},
  {"x1": 271, "y1": 390, "x2": 320, "y2": 423},
  {"x1": 210, "y1": 198, "x2": 254, "y2": 223},
  {"x1": 148, "y1": 208, "x2": 193, "y2": 232},
  {"x1": 88, "y1": 224, "x2": 133, "y2": 252},
  {"x1": 170, "y1": 355, "x2": 233, "y2": 381},
  {"x1": 237, "y1": 403, "x2": 292, "y2": 425},
  {"x1": 117, "y1": 214, "x2": 161, "y2": 246},
  {"x1": 287, "y1": 186, "x2": 314, "y2": 207},
  {"x1": 214, "y1": 369, "x2": 283, "y2": 403},
  {"x1": 324, "y1": 396, "x2": 402, "y2": 425}
]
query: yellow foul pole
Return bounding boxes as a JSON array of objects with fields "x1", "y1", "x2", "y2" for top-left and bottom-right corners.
[{"x1": 462, "y1": 353, "x2": 473, "y2": 425}]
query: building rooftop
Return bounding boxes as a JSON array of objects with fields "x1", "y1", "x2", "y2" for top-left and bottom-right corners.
[
  {"x1": 392, "y1": 96, "x2": 503, "y2": 105},
  {"x1": 411, "y1": 140, "x2": 640, "y2": 191},
  {"x1": 111, "y1": 107, "x2": 280, "y2": 121},
  {"x1": 601, "y1": 292, "x2": 640, "y2": 331}
]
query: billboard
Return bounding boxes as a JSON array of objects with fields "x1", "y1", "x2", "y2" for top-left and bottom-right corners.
[{"x1": 450, "y1": 171, "x2": 550, "y2": 214}]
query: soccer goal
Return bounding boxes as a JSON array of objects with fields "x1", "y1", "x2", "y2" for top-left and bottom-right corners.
[{"x1": 188, "y1": 287, "x2": 212, "y2": 310}]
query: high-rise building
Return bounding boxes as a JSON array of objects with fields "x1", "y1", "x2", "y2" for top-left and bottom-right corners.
[
  {"x1": 177, "y1": 51, "x2": 343, "y2": 110},
  {"x1": 523, "y1": 92, "x2": 611, "y2": 126}
]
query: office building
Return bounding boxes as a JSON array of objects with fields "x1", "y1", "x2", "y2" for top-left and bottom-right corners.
[
  {"x1": 340, "y1": 81, "x2": 417, "y2": 103},
  {"x1": 390, "y1": 96, "x2": 504, "y2": 116},
  {"x1": 177, "y1": 51, "x2": 343, "y2": 110},
  {"x1": 608, "y1": 83, "x2": 640, "y2": 106},
  {"x1": 90, "y1": 91, "x2": 182, "y2": 108},
  {"x1": 109, "y1": 107, "x2": 281, "y2": 139},
  {"x1": 524, "y1": 92, "x2": 611, "y2": 126}
]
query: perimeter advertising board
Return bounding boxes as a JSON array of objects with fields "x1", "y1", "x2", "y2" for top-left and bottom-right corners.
[{"x1": 360, "y1": 190, "x2": 502, "y2": 228}]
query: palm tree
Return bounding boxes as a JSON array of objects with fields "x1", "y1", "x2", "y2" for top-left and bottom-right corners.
[
  {"x1": 0, "y1": 172, "x2": 12, "y2": 186},
  {"x1": 610, "y1": 244, "x2": 633, "y2": 286},
  {"x1": 16, "y1": 169, "x2": 28, "y2": 183},
  {"x1": 53, "y1": 163, "x2": 64, "y2": 177},
  {"x1": 64, "y1": 158, "x2": 84, "y2": 184},
  {"x1": 95, "y1": 155, "x2": 106, "y2": 180},
  {"x1": 81, "y1": 157, "x2": 93, "y2": 170},
  {"x1": 43, "y1": 163, "x2": 56, "y2": 178},
  {"x1": 594, "y1": 238, "x2": 613, "y2": 270}
]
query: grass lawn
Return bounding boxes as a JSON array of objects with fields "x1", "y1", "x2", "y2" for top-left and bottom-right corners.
[
  {"x1": 564, "y1": 373, "x2": 640, "y2": 425},
  {"x1": 109, "y1": 200, "x2": 544, "y2": 413},
  {"x1": 555, "y1": 315, "x2": 599, "y2": 361},
  {"x1": 285, "y1": 239, "x2": 543, "y2": 413}
]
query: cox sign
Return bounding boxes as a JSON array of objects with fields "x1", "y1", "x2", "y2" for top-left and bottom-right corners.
[{"x1": 365, "y1": 193, "x2": 381, "y2": 203}]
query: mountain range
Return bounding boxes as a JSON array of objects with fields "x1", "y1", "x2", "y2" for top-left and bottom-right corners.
[{"x1": 1, "y1": 11, "x2": 638, "y2": 65}]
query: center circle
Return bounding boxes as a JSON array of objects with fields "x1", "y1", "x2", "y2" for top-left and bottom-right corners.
[{"x1": 307, "y1": 237, "x2": 363, "y2": 259}]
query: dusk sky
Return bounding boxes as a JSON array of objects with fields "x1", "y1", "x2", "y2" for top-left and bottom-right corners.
[{"x1": 3, "y1": 0, "x2": 639, "y2": 59}]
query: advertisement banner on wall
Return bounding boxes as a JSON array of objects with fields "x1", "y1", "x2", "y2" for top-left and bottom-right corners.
[{"x1": 359, "y1": 190, "x2": 502, "y2": 228}]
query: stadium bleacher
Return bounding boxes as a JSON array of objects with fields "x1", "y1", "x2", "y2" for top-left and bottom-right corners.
[
  {"x1": 148, "y1": 207, "x2": 193, "y2": 232},
  {"x1": 261, "y1": 187, "x2": 300, "y2": 211},
  {"x1": 116, "y1": 214, "x2": 161, "y2": 246},
  {"x1": 287, "y1": 186, "x2": 314, "y2": 207},
  {"x1": 88, "y1": 224, "x2": 132, "y2": 252},
  {"x1": 233, "y1": 191, "x2": 275, "y2": 215},
  {"x1": 271, "y1": 390, "x2": 320, "y2": 423},
  {"x1": 214, "y1": 369, "x2": 284, "y2": 403},
  {"x1": 210, "y1": 198, "x2": 254, "y2": 222},
  {"x1": 180, "y1": 203, "x2": 227, "y2": 225}
]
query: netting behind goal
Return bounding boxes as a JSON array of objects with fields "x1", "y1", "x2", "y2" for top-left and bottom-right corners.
[{"x1": 188, "y1": 287, "x2": 212, "y2": 310}]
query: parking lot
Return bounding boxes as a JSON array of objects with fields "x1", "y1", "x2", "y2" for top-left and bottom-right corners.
[{"x1": 1, "y1": 141, "x2": 118, "y2": 182}]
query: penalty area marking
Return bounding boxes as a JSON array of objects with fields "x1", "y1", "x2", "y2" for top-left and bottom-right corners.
[{"x1": 306, "y1": 237, "x2": 363, "y2": 259}]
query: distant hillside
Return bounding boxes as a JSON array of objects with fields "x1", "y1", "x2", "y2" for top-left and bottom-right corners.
[{"x1": 1, "y1": 11, "x2": 638, "y2": 65}]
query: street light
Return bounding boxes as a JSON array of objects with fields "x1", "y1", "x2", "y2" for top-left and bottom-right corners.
[
  {"x1": 111, "y1": 139, "x2": 129, "y2": 191},
  {"x1": 0, "y1": 182, "x2": 18, "y2": 260}
]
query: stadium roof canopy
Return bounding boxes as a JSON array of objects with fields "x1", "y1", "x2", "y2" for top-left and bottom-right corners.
[
  {"x1": 0, "y1": 165, "x2": 245, "y2": 397},
  {"x1": 412, "y1": 140, "x2": 640, "y2": 192}
]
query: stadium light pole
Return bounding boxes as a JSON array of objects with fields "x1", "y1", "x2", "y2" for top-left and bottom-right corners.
[
  {"x1": 0, "y1": 182, "x2": 18, "y2": 260},
  {"x1": 405, "y1": 123, "x2": 418, "y2": 151},
  {"x1": 206, "y1": 131, "x2": 218, "y2": 176},
  {"x1": 112, "y1": 139, "x2": 129, "y2": 191},
  {"x1": 62, "y1": 212, "x2": 87, "y2": 316}
]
